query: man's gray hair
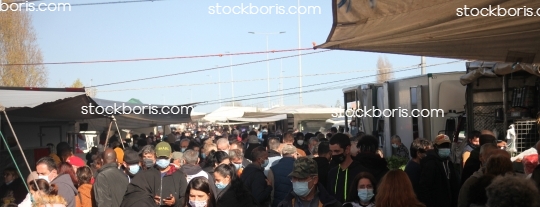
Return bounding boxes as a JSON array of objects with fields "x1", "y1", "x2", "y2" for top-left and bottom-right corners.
[
  {"x1": 183, "y1": 149, "x2": 199, "y2": 165},
  {"x1": 216, "y1": 138, "x2": 229, "y2": 147},
  {"x1": 282, "y1": 145, "x2": 297, "y2": 156},
  {"x1": 268, "y1": 137, "x2": 280, "y2": 150},
  {"x1": 486, "y1": 175, "x2": 539, "y2": 207},
  {"x1": 139, "y1": 145, "x2": 155, "y2": 156},
  {"x1": 228, "y1": 149, "x2": 244, "y2": 160},
  {"x1": 391, "y1": 135, "x2": 401, "y2": 142},
  {"x1": 180, "y1": 138, "x2": 190, "y2": 144}
]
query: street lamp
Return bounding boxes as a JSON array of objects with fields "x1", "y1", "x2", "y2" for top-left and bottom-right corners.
[
  {"x1": 225, "y1": 51, "x2": 234, "y2": 107},
  {"x1": 248, "y1": 31, "x2": 286, "y2": 108}
]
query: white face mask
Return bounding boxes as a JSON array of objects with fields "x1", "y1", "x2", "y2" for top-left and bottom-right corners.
[
  {"x1": 297, "y1": 140, "x2": 304, "y2": 145},
  {"x1": 189, "y1": 200, "x2": 207, "y2": 207},
  {"x1": 38, "y1": 175, "x2": 50, "y2": 183}
]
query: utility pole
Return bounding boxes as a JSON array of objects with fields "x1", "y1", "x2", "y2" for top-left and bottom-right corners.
[
  {"x1": 421, "y1": 56, "x2": 426, "y2": 75},
  {"x1": 280, "y1": 59, "x2": 284, "y2": 106},
  {"x1": 226, "y1": 51, "x2": 235, "y2": 107},
  {"x1": 248, "y1": 31, "x2": 286, "y2": 108},
  {"x1": 217, "y1": 65, "x2": 222, "y2": 107}
]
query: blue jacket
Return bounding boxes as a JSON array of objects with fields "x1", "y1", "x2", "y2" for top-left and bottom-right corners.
[{"x1": 270, "y1": 157, "x2": 295, "y2": 207}]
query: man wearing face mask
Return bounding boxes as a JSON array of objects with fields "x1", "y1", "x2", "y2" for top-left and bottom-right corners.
[
  {"x1": 121, "y1": 142, "x2": 188, "y2": 207},
  {"x1": 391, "y1": 135, "x2": 410, "y2": 159},
  {"x1": 139, "y1": 145, "x2": 157, "y2": 170},
  {"x1": 122, "y1": 149, "x2": 141, "y2": 182},
  {"x1": 418, "y1": 134, "x2": 459, "y2": 207},
  {"x1": 240, "y1": 146, "x2": 273, "y2": 207},
  {"x1": 277, "y1": 157, "x2": 341, "y2": 207},
  {"x1": 35, "y1": 156, "x2": 77, "y2": 207},
  {"x1": 327, "y1": 134, "x2": 368, "y2": 204}
]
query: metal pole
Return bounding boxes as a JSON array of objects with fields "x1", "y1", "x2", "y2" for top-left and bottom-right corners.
[
  {"x1": 298, "y1": 0, "x2": 303, "y2": 105},
  {"x1": 218, "y1": 65, "x2": 222, "y2": 107},
  {"x1": 266, "y1": 35, "x2": 270, "y2": 108},
  {"x1": 421, "y1": 56, "x2": 426, "y2": 75}
]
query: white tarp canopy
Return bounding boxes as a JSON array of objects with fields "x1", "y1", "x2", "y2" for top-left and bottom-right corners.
[
  {"x1": 319, "y1": 0, "x2": 540, "y2": 63},
  {"x1": 0, "y1": 87, "x2": 85, "y2": 108},
  {"x1": 228, "y1": 114, "x2": 287, "y2": 123},
  {"x1": 202, "y1": 106, "x2": 261, "y2": 122},
  {"x1": 263, "y1": 105, "x2": 342, "y2": 120},
  {"x1": 460, "y1": 61, "x2": 540, "y2": 85}
]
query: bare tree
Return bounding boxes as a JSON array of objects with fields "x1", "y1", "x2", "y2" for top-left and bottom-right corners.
[
  {"x1": 376, "y1": 56, "x2": 393, "y2": 83},
  {"x1": 0, "y1": 8, "x2": 48, "y2": 87}
]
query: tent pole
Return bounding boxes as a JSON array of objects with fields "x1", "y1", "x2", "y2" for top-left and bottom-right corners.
[
  {"x1": 0, "y1": 109, "x2": 40, "y2": 191},
  {"x1": 113, "y1": 116, "x2": 125, "y2": 149},
  {"x1": 104, "y1": 117, "x2": 114, "y2": 148}
]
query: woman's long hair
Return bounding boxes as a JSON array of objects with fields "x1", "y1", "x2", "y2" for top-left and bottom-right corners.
[
  {"x1": 214, "y1": 163, "x2": 248, "y2": 201},
  {"x1": 58, "y1": 162, "x2": 78, "y2": 188},
  {"x1": 346, "y1": 172, "x2": 377, "y2": 203},
  {"x1": 182, "y1": 177, "x2": 216, "y2": 207},
  {"x1": 375, "y1": 170, "x2": 425, "y2": 207},
  {"x1": 29, "y1": 179, "x2": 67, "y2": 207}
]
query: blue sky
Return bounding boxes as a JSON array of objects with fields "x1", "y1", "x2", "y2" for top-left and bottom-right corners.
[{"x1": 30, "y1": 0, "x2": 463, "y2": 113}]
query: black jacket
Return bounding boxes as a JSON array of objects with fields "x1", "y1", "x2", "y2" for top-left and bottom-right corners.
[
  {"x1": 327, "y1": 160, "x2": 368, "y2": 203},
  {"x1": 277, "y1": 183, "x2": 341, "y2": 207},
  {"x1": 461, "y1": 148, "x2": 481, "y2": 186},
  {"x1": 418, "y1": 150, "x2": 459, "y2": 207},
  {"x1": 353, "y1": 153, "x2": 389, "y2": 183},
  {"x1": 245, "y1": 143, "x2": 261, "y2": 161},
  {"x1": 312, "y1": 157, "x2": 330, "y2": 194},
  {"x1": 93, "y1": 163, "x2": 129, "y2": 207},
  {"x1": 0, "y1": 177, "x2": 27, "y2": 204},
  {"x1": 121, "y1": 165, "x2": 188, "y2": 207},
  {"x1": 241, "y1": 163, "x2": 272, "y2": 206},
  {"x1": 216, "y1": 179, "x2": 257, "y2": 206}
]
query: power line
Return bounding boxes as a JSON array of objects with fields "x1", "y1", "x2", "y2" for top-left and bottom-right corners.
[
  {"x1": 97, "y1": 68, "x2": 400, "y2": 92},
  {"x1": 200, "y1": 60, "x2": 464, "y2": 105},
  {"x1": 0, "y1": 47, "x2": 316, "y2": 66},
  {"x1": 92, "y1": 49, "x2": 329, "y2": 88}
]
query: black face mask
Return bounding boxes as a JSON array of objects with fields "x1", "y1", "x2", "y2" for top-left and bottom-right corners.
[{"x1": 332, "y1": 153, "x2": 346, "y2": 164}]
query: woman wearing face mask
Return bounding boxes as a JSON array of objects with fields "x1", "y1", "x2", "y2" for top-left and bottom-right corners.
[
  {"x1": 182, "y1": 177, "x2": 216, "y2": 207},
  {"x1": 343, "y1": 172, "x2": 377, "y2": 207},
  {"x1": 213, "y1": 163, "x2": 256, "y2": 206}
]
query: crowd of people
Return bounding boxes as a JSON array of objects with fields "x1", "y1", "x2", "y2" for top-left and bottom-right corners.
[{"x1": 1, "y1": 125, "x2": 540, "y2": 207}]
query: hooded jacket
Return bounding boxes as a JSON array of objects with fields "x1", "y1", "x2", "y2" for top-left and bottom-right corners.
[
  {"x1": 327, "y1": 160, "x2": 368, "y2": 204},
  {"x1": 51, "y1": 174, "x2": 78, "y2": 207},
  {"x1": 75, "y1": 183, "x2": 94, "y2": 207},
  {"x1": 93, "y1": 162, "x2": 128, "y2": 207},
  {"x1": 241, "y1": 163, "x2": 273, "y2": 206},
  {"x1": 180, "y1": 164, "x2": 217, "y2": 195},
  {"x1": 353, "y1": 153, "x2": 389, "y2": 183},
  {"x1": 277, "y1": 183, "x2": 342, "y2": 207},
  {"x1": 418, "y1": 150, "x2": 459, "y2": 207},
  {"x1": 121, "y1": 165, "x2": 187, "y2": 207}
]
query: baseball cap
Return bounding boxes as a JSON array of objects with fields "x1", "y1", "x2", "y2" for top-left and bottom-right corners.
[
  {"x1": 156, "y1": 142, "x2": 172, "y2": 157},
  {"x1": 288, "y1": 157, "x2": 318, "y2": 179},
  {"x1": 123, "y1": 149, "x2": 140, "y2": 165},
  {"x1": 66, "y1": 156, "x2": 85, "y2": 167},
  {"x1": 434, "y1": 134, "x2": 451, "y2": 145},
  {"x1": 172, "y1": 152, "x2": 183, "y2": 161}
]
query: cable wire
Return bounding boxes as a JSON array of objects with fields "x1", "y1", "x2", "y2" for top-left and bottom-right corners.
[{"x1": 92, "y1": 49, "x2": 329, "y2": 87}]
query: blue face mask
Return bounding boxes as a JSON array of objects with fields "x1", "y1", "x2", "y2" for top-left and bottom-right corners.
[
  {"x1": 201, "y1": 153, "x2": 206, "y2": 159},
  {"x1": 233, "y1": 163, "x2": 242, "y2": 170},
  {"x1": 128, "y1": 165, "x2": 140, "y2": 174},
  {"x1": 156, "y1": 159, "x2": 170, "y2": 169},
  {"x1": 181, "y1": 148, "x2": 186, "y2": 152},
  {"x1": 215, "y1": 182, "x2": 228, "y2": 189},
  {"x1": 358, "y1": 188, "x2": 374, "y2": 202},
  {"x1": 438, "y1": 148, "x2": 451, "y2": 158},
  {"x1": 261, "y1": 159, "x2": 269, "y2": 168},
  {"x1": 292, "y1": 180, "x2": 312, "y2": 197}
]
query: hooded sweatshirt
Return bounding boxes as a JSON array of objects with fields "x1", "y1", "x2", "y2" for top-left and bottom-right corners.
[
  {"x1": 51, "y1": 174, "x2": 78, "y2": 207},
  {"x1": 353, "y1": 153, "x2": 390, "y2": 183},
  {"x1": 327, "y1": 159, "x2": 368, "y2": 204},
  {"x1": 180, "y1": 164, "x2": 217, "y2": 194},
  {"x1": 457, "y1": 167, "x2": 484, "y2": 207}
]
